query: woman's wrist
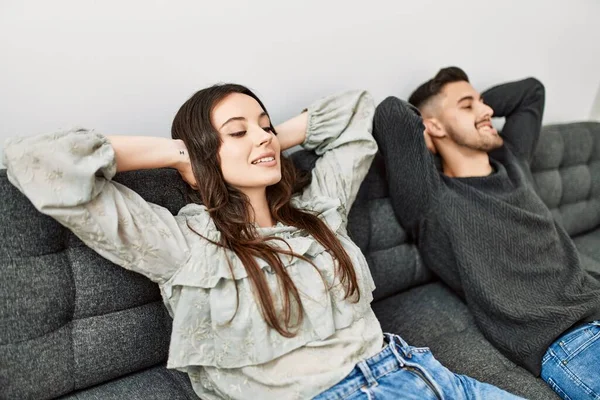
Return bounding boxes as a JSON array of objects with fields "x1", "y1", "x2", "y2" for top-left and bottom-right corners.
[
  {"x1": 275, "y1": 111, "x2": 308, "y2": 151},
  {"x1": 171, "y1": 139, "x2": 189, "y2": 170},
  {"x1": 107, "y1": 135, "x2": 189, "y2": 172}
]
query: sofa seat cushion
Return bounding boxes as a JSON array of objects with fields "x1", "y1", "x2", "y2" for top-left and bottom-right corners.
[
  {"x1": 58, "y1": 365, "x2": 198, "y2": 400},
  {"x1": 371, "y1": 282, "x2": 559, "y2": 400}
]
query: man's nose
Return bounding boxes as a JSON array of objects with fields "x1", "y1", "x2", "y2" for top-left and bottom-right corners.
[{"x1": 480, "y1": 102, "x2": 494, "y2": 119}]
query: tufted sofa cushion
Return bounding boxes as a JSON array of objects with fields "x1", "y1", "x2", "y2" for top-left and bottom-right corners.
[
  {"x1": 0, "y1": 169, "x2": 189, "y2": 400},
  {"x1": 531, "y1": 122, "x2": 600, "y2": 237}
]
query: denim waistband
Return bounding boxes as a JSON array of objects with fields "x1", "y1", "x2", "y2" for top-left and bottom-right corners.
[
  {"x1": 314, "y1": 333, "x2": 433, "y2": 399},
  {"x1": 554, "y1": 320, "x2": 600, "y2": 345}
]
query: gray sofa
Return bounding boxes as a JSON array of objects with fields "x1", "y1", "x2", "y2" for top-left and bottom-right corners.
[{"x1": 2, "y1": 121, "x2": 600, "y2": 400}]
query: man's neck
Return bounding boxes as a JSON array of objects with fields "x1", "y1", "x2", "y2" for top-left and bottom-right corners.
[{"x1": 440, "y1": 148, "x2": 493, "y2": 178}]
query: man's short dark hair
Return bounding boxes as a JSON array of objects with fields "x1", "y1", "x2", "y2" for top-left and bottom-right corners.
[{"x1": 408, "y1": 67, "x2": 469, "y2": 109}]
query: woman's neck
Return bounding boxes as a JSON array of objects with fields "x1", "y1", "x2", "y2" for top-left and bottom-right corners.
[{"x1": 245, "y1": 188, "x2": 275, "y2": 228}]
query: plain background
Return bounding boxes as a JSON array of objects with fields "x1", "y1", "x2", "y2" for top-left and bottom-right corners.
[{"x1": 1, "y1": 0, "x2": 600, "y2": 165}]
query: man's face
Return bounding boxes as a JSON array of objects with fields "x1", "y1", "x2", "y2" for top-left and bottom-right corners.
[{"x1": 437, "y1": 81, "x2": 503, "y2": 152}]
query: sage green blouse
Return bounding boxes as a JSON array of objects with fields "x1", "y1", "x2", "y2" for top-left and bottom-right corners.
[{"x1": 4, "y1": 90, "x2": 383, "y2": 400}]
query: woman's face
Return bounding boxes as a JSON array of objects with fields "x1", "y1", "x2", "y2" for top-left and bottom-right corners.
[{"x1": 211, "y1": 92, "x2": 282, "y2": 193}]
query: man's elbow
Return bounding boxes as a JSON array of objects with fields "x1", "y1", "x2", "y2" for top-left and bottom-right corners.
[{"x1": 524, "y1": 77, "x2": 546, "y2": 98}]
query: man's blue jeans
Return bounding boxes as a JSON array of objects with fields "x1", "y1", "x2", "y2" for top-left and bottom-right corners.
[
  {"x1": 541, "y1": 321, "x2": 600, "y2": 399},
  {"x1": 314, "y1": 333, "x2": 523, "y2": 400}
]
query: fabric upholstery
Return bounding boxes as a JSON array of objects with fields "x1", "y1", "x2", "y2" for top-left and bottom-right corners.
[
  {"x1": 59, "y1": 365, "x2": 198, "y2": 400},
  {"x1": 6, "y1": 123, "x2": 599, "y2": 399},
  {"x1": 531, "y1": 122, "x2": 600, "y2": 236},
  {"x1": 0, "y1": 169, "x2": 186, "y2": 400},
  {"x1": 530, "y1": 121, "x2": 600, "y2": 293}
]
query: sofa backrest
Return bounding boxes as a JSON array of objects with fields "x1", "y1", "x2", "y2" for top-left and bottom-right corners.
[
  {"x1": 17, "y1": 119, "x2": 600, "y2": 399},
  {"x1": 6, "y1": 121, "x2": 598, "y2": 399},
  {"x1": 0, "y1": 169, "x2": 187, "y2": 400},
  {"x1": 530, "y1": 122, "x2": 600, "y2": 237}
]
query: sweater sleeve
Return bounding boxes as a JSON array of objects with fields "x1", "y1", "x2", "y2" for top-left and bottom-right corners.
[
  {"x1": 297, "y1": 90, "x2": 377, "y2": 219},
  {"x1": 3, "y1": 127, "x2": 190, "y2": 283},
  {"x1": 372, "y1": 97, "x2": 441, "y2": 234},
  {"x1": 482, "y1": 78, "x2": 545, "y2": 162}
]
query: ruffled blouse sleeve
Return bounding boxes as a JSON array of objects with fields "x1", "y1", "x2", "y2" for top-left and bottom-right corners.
[
  {"x1": 297, "y1": 90, "x2": 377, "y2": 220},
  {"x1": 3, "y1": 127, "x2": 190, "y2": 283}
]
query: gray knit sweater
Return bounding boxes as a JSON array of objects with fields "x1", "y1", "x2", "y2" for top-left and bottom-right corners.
[{"x1": 372, "y1": 78, "x2": 600, "y2": 375}]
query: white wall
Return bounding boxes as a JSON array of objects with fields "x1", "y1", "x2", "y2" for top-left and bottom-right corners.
[
  {"x1": 591, "y1": 83, "x2": 600, "y2": 121},
  {"x1": 1, "y1": 0, "x2": 599, "y2": 165}
]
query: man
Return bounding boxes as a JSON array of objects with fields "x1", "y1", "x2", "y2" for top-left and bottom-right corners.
[{"x1": 372, "y1": 67, "x2": 600, "y2": 399}]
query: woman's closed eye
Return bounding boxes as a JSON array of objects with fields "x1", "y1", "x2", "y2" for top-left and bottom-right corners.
[
  {"x1": 228, "y1": 126, "x2": 277, "y2": 137},
  {"x1": 229, "y1": 127, "x2": 274, "y2": 138}
]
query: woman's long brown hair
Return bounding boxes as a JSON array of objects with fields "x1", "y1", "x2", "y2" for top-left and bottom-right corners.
[{"x1": 171, "y1": 84, "x2": 359, "y2": 337}]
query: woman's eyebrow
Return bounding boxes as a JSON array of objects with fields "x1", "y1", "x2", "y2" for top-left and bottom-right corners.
[{"x1": 220, "y1": 112, "x2": 269, "y2": 129}]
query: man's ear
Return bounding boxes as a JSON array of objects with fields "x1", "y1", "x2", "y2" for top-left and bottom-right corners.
[
  {"x1": 423, "y1": 118, "x2": 445, "y2": 139},
  {"x1": 423, "y1": 118, "x2": 444, "y2": 154}
]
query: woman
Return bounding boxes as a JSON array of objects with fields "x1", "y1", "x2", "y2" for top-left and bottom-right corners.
[{"x1": 4, "y1": 85, "x2": 521, "y2": 399}]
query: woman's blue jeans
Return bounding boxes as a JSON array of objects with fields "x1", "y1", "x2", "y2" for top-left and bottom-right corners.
[{"x1": 314, "y1": 333, "x2": 524, "y2": 400}]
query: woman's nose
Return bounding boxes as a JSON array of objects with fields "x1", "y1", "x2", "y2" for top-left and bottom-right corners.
[{"x1": 254, "y1": 127, "x2": 273, "y2": 147}]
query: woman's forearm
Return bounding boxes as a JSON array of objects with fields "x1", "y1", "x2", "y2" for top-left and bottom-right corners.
[
  {"x1": 275, "y1": 112, "x2": 308, "y2": 151},
  {"x1": 106, "y1": 135, "x2": 188, "y2": 173}
]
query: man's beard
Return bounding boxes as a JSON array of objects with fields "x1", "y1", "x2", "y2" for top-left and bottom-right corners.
[{"x1": 447, "y1": 125, "x2": 503, "y2": 152}]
